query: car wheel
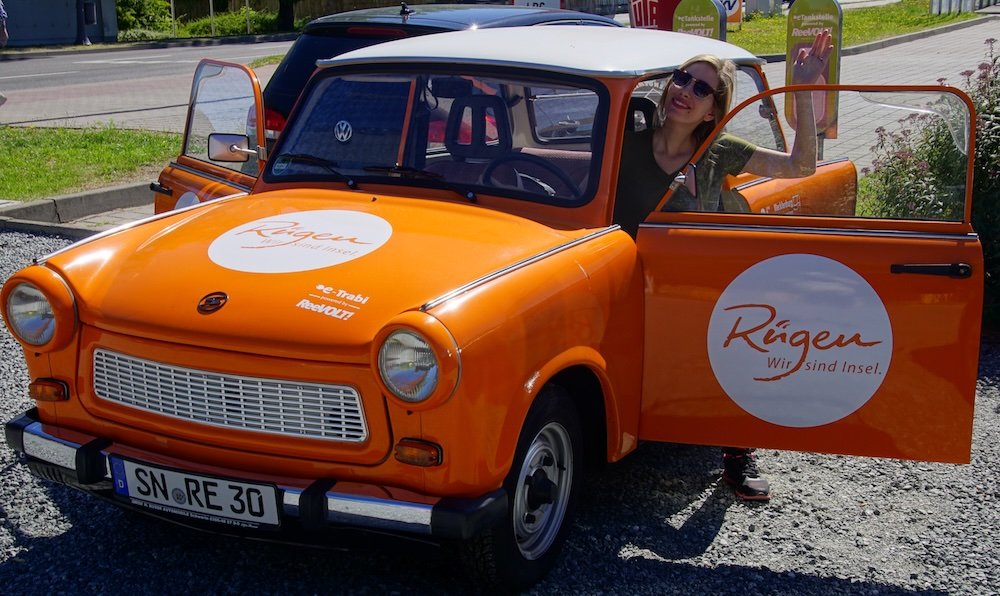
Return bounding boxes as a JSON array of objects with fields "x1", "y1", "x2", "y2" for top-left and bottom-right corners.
[{"x1": 461, "y1": 385, "x2": 583, "y2": 592}]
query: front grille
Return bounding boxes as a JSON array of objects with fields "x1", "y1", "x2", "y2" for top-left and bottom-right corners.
[{"x1": 93, "y1": 349, "x2": 367, "y2": 442}]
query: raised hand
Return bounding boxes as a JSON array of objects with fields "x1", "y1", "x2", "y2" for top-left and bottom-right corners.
[{"x1": 792, "y1": 30, "x2": 834, "y2": 85}]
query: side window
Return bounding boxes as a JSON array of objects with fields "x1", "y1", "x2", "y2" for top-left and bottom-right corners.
[
  {"x1": 725, "y1": 66, "x2": 785, "y2": 152},
  {"x1": 622, "y1": 67, "x2": 779, "y2": 147},
  {"x1": 184, "y1": 63, "x2": 259, "y2": 173},
  {"x1": 663, "y1": 87, "x2": 970, "y2": 222},
  {"x1": 529, "y1": 86, "x2": 600, "y2": 143}
]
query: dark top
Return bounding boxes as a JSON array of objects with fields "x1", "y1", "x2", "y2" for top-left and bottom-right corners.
[{"x1": 614, "y1": 128, "x2": 757, "y2": 237}]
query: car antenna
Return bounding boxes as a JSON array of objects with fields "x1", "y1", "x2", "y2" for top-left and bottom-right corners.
[{"x1": 399, "y1": 2, "x2": 414, "y2": 18}]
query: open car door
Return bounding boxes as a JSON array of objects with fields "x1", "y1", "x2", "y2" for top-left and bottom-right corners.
[
  {"x1": 636, "y1": 85, "x2": 982, "y2": 463},
  {"x1": 152, "y1": 59, "x2": 265, "y2": 214}
]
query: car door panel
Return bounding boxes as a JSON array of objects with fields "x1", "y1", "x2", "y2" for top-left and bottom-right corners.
[
  {"x1": 636, "y1": 225, "x2": 981, "y2": 463},
  {"x1": 154, "y1": 60, "x2": 264, "y2": 213},
  {"x1": 153, "y1": 156, "x2": 253, "y2": 214},
  {"x1": 635, "y1": 85, "x2": 981, "y2": 463}
]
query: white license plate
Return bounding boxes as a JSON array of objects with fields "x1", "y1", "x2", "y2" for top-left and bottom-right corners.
[{"x1": 110, "y1": 457, "x2": 280, "y2": 529}]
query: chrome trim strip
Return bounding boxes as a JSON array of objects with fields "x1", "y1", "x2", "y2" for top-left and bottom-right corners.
[
  {"x1": 326, "y1": 494, "x2": 434, "y2": 534},
  {"x1": 640, "y1": 221, "x2": 979, "y2": 242},
  {"x1": 22, "y1": 422, "x2": 79, "y2": 469},
  {"x1": 421, "y1": 226, "x2": 621, "y2": 311}
]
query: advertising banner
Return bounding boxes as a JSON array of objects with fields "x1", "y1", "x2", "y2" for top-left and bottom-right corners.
[
  {"x1": 672, "y1": 0, "x2": 727, "y2": 40},
  {"x1": 784, "y1": 0, "x2": 843, "y2": 139},
  {"x1": 629, "y1": 0, "x2": 684, "y2": 30},
  {"x1": 721, "y1": 0, "x2": 742, "y2": 27},
  {"x1": 630, "y1": 0, "x2": 660, "y2": 28}
]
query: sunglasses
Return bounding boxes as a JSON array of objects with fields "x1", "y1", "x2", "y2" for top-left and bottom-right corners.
[{"x1": 671, "y1": 69, "x2": 718, "y2": 99}]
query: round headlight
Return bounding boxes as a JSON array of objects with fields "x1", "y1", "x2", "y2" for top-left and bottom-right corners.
[
  {"x1": 6, "y1": 283, "x2": 56, "y2": 346},
  {"x1": 378, "y1": 330, "x2": 440, "y2": 403}
]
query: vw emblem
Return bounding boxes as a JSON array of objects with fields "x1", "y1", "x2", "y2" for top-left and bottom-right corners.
[
  {"x1": 334, "y1": 120, "x2": 353, "y2": 143},
  {"x1": 197, "y1": 291, "x2": 228, "y2": 315}
]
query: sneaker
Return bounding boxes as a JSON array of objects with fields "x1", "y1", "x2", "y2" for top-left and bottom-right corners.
[{"x1": 721, "y1": 448, "x2": 771, "y2": 501}]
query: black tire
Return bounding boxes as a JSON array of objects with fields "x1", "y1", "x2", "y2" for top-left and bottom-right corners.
[{"x1": 461, "y1": 385, "x2": 583, "y2": 592}]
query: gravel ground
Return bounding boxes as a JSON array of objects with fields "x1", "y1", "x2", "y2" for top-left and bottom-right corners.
[{"x1": 1, "y1": 229, "x2": 997, "y2": 595}]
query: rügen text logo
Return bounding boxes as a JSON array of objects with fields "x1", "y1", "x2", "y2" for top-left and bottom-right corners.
[
  {"x1": 707, "y1": 254, "x2": 892, "y2": 428},
  {"x1": 208, "y1": 210, "x2": 392, "y2": 273}
]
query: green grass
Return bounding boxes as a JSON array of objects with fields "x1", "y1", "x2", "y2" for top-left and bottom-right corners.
[
  {"x1": 0, "y1": 126, "x2": 181, "y2": 202},
  {"x1": 728, "y1": 0, "x2": 980, "y2": 55},
  {"x1": 248, "y1": 54, "x2": 285, "y2": 69}
]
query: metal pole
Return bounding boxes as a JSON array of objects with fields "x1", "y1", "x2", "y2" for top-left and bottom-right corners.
[
  {"x1": 171, "y1": 0, "x2": 177, "y2": 38},
  {"x1": 246, "y1": 0, "x2": 251, "y2": 35},
  {"x1": 210, "y1": 0, "x2": 216, "y2": 37}
]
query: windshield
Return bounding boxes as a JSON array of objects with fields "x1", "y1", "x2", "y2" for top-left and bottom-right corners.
[{"x1": 265, "y1": 68, "x2": 607, "y2": 205}]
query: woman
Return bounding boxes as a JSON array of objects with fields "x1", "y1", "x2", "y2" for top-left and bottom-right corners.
[
  {"x1": 615, "y1": 31, "x2": 834, "y2": 501},
  {"x1": 615, "y1": 30, "x2": 834, "y2": 236}
]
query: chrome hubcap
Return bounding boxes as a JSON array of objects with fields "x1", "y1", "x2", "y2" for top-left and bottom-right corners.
[{"x1": 512, "y1": 421, "x2": 573, "y2": 560}]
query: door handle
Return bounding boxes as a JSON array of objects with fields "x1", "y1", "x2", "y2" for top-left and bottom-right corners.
[
  {"x1": 890, "y1": 263, "x2": 972, "y2": 278},
  {"x1": 149, "y1": 181, "x2": 173, "y2": 195}
]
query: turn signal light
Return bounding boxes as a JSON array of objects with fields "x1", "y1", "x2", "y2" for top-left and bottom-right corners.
[
  {"x1": 394, "y1": 439, "x2": 442, "y2": 467},
  {"x1": 29, "y1": 379, "x2": 69, "y2": 402}
]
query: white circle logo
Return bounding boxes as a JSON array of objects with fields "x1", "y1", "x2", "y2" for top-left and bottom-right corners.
[
  {"x1": 707, "y1": 254, "x2": 892, "y2": 428},
  {"x1": 208, "y1": 210, "x2": 392, "y2": 273}
]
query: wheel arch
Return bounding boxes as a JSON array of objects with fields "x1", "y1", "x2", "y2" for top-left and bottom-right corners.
[
  {"x1": 547, "y1": 365, "x2": 607, "y2": 471},
  {"x1": 532, "y1": 346, "x2": 628, "y2": 469}
]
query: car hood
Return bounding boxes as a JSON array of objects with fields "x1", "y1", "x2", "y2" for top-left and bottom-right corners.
[{"x1": 48, "y1": 190, "x2": 590, "y2": 363}]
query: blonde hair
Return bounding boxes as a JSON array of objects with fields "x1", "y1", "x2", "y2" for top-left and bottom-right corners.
[{"x1": 653, "y1": 54, "x2": 737, "y2": 147}]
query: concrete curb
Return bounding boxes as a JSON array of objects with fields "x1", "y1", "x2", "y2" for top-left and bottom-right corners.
[
  {"x1": 0, "y1": 181, "x2": 150, "y2": 238},
  {"x1": 0, "y1": 32, "x2": 300, "y2": 61}
]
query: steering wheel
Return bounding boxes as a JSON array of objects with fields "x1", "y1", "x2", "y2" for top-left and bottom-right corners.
[{"x1": 481, "y1": 153, "x2": 583, "y2": 200}]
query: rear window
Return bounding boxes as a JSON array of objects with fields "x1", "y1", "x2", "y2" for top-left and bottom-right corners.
[{"x1": 263, "y1": 30, "x2": 415, "y2": 118}]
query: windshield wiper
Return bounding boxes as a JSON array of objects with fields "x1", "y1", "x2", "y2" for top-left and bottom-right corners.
[
  {"x1": 363, "y1": 165, "x2": 443, "y2": 180},
  {"x1": 350, "y1": 164, "x2": 480, "y2": 202},
  {"x1": 362, "y1": 165, "x2": 477, "y2": 201},
  {"x1": 272, "y1": 153, "x2": 357, "y2": 189}
]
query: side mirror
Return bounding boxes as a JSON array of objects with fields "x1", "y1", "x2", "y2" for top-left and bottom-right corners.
[{"x1": 208, "y1": 133, "x2": 256, "y2": 162}]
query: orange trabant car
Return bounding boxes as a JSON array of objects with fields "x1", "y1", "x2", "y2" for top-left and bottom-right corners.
[{"x1": 1, "y1": 27, "x2": 982, "y2": 590}]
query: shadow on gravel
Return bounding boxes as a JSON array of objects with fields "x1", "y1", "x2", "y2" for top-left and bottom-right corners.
[
  {"x1": 0, "y1": 479, "x2": 474, "y2": 594},
  {"x1": 0, "y1": 443, "x2": 950, "y2": 595},
  {"x1": 537, "y1": 441, "x2": 949, "y2": 595}
]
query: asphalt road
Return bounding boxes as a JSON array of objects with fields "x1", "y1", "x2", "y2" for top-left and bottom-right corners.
[{"x1": 0, "y1": 41, "x2": 291, "y2": 131}]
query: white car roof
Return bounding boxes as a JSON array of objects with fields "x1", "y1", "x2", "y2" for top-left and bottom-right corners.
[{"x1": 319, "y1": 26, "x2": 763, "y2": 79}]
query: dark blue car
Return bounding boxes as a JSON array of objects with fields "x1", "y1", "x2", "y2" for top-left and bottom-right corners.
[{"x1": 260, "y1": 3, "x2": 622, "y2": 138}]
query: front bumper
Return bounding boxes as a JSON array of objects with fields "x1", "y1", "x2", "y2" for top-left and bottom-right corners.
[{"x1": 4, "y1": 409, "x2": 506, "y2": 542}]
